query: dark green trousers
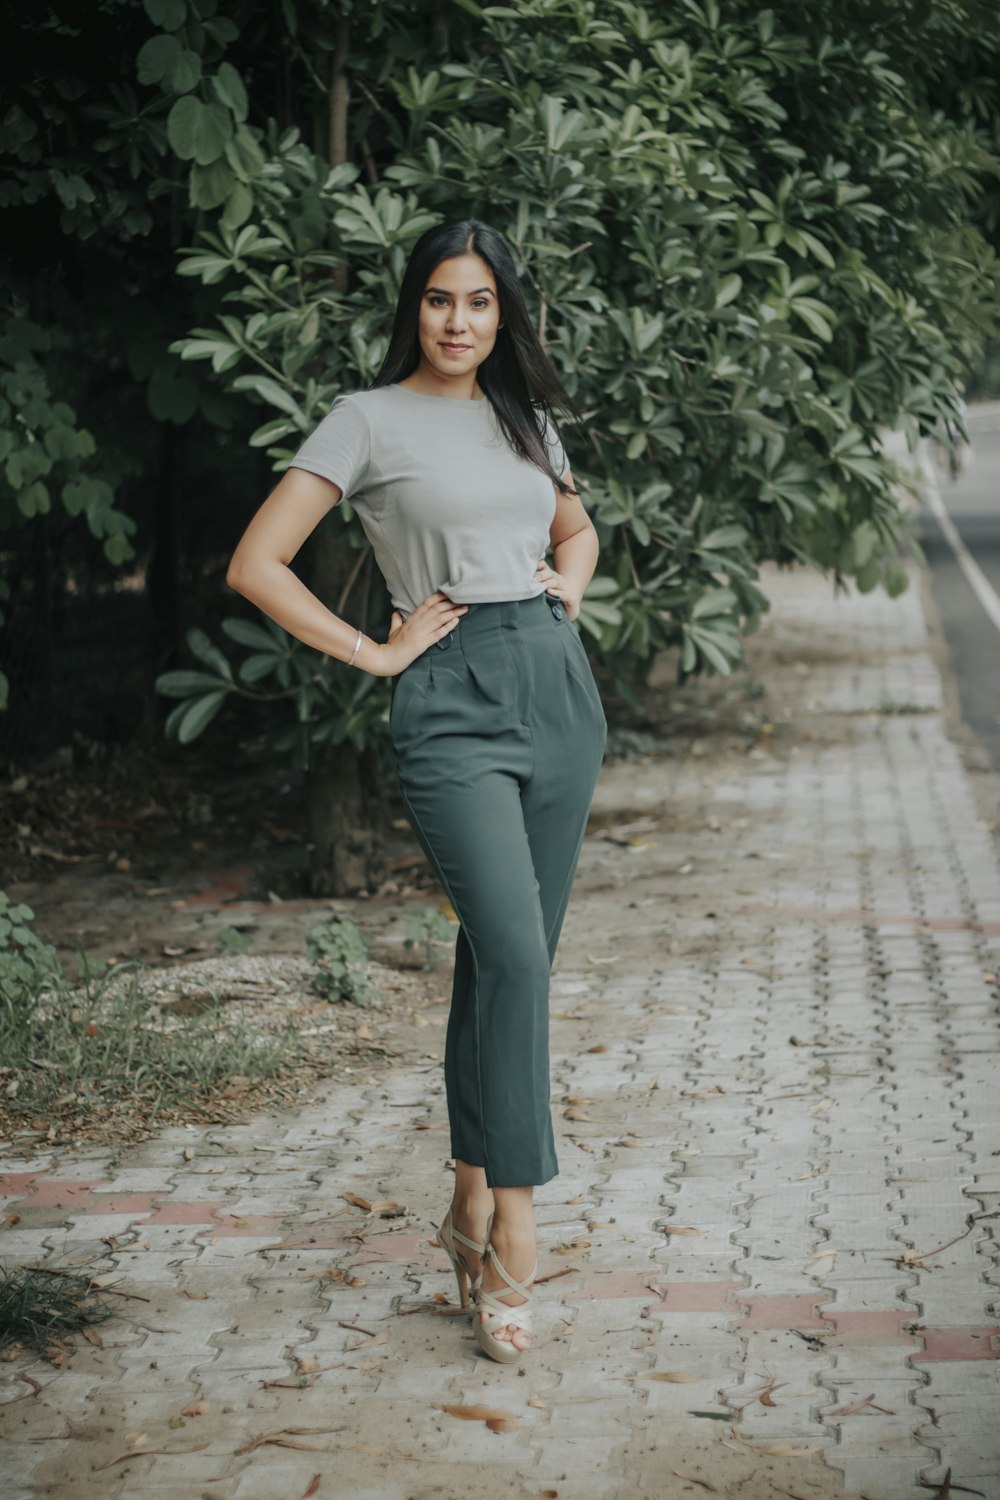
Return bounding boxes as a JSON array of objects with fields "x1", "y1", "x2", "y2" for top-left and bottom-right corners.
[{"x1": 389, "y1": 591, "x2": 608, "y2": 1188}]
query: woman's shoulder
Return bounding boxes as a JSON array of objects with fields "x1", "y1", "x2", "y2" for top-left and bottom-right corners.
[{"x1": 333, "y1": 385, "x2": 398, "y2": 409}]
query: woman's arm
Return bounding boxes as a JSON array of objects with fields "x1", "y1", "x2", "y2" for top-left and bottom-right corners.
[
  {"x1": 225, "y1": 466, "x2": 392, "y2": 676},
  {"x1": 538, "y1": 468, "x2": 600, "y2": 622},
  {"x1": 227, "y1": 467, "x2": 467, "y2": 674}
]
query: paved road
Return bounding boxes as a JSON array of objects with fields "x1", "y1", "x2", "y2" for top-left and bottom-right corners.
[{"x1": 914, "y1": 400, "x2": 1000, "y2": 769}]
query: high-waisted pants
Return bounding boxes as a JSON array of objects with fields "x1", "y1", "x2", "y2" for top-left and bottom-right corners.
[{"x1": 389, "y1": 591, "x2": 608, "y2": 1188}]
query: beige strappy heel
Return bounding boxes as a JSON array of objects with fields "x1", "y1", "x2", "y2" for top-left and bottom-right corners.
[
  {"x1": 471, "y1": 1210, "x2": 537, "y2": 1364},
  {"x1": 435, "y1": 1205, "x2": 487, "y2": 1313}
]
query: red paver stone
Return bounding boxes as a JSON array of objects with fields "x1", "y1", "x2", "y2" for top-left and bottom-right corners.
[{"x1": 915, "y1": 1326, "x2": 1000, "y2": 1361}]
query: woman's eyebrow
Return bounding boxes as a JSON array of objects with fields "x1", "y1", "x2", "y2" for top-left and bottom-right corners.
[{"x1": 424, "y1": 286, "x2": 495, "y2": 296}]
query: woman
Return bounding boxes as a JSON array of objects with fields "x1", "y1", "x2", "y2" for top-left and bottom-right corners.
[{"x1": 226, "y1": 219, "x2": 607, "y2": 1364}]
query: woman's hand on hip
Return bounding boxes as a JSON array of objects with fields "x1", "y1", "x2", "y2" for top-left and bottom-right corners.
[
  {"x1": 535, "y1": 560, "x2": 580, "y2": 622},
  {"x1": 384, "y1": 592, "x2": 469, "y2": 673}
]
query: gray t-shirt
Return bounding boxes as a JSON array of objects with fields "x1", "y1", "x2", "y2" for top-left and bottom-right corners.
[{"x1": 286, "y1": 383, "x2": 568, "y2": 620}]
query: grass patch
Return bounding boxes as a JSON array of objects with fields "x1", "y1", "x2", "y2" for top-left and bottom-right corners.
[
  {"x1": 0, "y1": 894, "x2": 305, "y2": 1142},
  {"x1": 0, "y1": 1263, "x2": 116, "y2": 1360}
]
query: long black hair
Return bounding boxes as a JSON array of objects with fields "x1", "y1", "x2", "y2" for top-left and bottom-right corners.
[{"x1": 370, "y1": 219, "x2": 582, "y2": 497}]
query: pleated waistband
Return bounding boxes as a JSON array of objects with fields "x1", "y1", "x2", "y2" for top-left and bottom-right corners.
[{"x1": 431, "y1": 590, "x2": 566, "y2": 650}]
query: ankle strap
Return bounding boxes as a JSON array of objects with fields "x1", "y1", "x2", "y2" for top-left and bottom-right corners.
[
  {"x1": 485, "y1": 1241, "x2": 537, "y2": 1296},
  {"x1": 451, "y1": 1224, "x2": 485, "y2": 1253}
]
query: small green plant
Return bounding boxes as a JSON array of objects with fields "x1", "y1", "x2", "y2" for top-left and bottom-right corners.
[
  {"x1": 305, "y1": 914, "x2": 378, "y2": 1006},
  {"x1": 0, "y1": 1263, "x2": 116, "y2": 1357},
  {"x1": 0, "y1": 893, "x2": 64, "y2": 1010},
  {"x1": 402, "y1": 906, "x2": 458, "y2": 970},
  {"x1": 218, "y1": 925, "x2": 253, "y2": 953}
]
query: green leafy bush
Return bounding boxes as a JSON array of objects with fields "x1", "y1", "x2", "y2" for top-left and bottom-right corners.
[
  {"x1": 402, "y1": 905, "x2": 459, "y2": 970},
  {"x1": 154, "y1": 612, "x2": 390, "y2": 765},
  {"x1": 0, "y1": 892, "x2": 63, "y2": 1013},
  {"x1": 305, "y1": 913, "x2": 379, "y2": 1006},
  {"x1": 168, "y1": 0, "x2": 1000, "y2": 700}
]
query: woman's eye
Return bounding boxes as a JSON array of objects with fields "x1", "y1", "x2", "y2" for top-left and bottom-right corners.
[{"x1": 429, "y1": 296, "x2": 488, "y2": 308}]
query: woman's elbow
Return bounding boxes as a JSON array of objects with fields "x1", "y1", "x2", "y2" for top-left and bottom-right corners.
[{"x1": 226, "y1": 552, "x2": 285, "y2": 596}]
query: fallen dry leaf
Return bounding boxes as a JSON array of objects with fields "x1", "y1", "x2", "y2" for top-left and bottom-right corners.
[
  {"x1": 671, "y1": 1473, "x2": 718, "y2": 1493},
  {"x1": 437, "y1": 1402, "x2": 520, "y2": 1433},
  {"x1": 888, "y1": 1211, "x2": 1000, "y2": 1268},
  {"x1": 829, "y1": 1392, "x2": 895, "y2": 1416},
  {"x1": 302, "y1": 1476, "x2": 321, "y2": 1499},
  {"x1": 181, "y1": 1401, "x2": 209, "y2": 1417},
  {"x1": 345, "y1": 1329, "x2": 388, "y2": 1349},
  {"x1": 94, "y1": 1441, "x2": 211, "y2": 1470},
  {"x1": 235, "y1": 1425, "x2": 340, "y2": 1456},
  {"x1": 334, "y1": 1326, "x2": 386, "y2": 1350},
  {"x1": 727, "y1": 1378, "x2": 787, "y2": 1414},
  {"x1": 636, "y1": 1371, "x2": 702, "y2": 1383}
]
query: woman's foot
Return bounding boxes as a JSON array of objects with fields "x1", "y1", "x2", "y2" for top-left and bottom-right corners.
[{"x1": 477, "y1": 1218, "x2": 536, "y2": 1351}]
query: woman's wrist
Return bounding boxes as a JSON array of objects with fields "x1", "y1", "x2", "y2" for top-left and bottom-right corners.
[{"x1": 349, "y1": 633, "x2": 395, "y2": 677}]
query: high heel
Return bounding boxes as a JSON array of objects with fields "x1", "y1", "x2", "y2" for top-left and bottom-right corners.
[
  {"x1": 435, "y1": 1205, "x2": 487, "y2": 1313},
  {"x1": 472, "y1": 1210, "x2": 537, "y2": 1364}
]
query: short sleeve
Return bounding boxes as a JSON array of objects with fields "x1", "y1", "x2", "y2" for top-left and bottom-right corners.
[
  {"x1": 541, "y1": 411, "x2": 568, "y2": 479},
  {"x1": 286, "y1": 394, "x2": 371, "y2": 504}
]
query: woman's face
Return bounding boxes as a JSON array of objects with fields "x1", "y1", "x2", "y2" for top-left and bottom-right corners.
[{"x1": 416, "y1": 252, "x2": 503, "y2": 382}]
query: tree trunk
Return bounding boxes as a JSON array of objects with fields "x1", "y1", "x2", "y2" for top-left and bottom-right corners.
[
  {"x1": 304, "y1": 15, "x2": 390, "y2": 896},
  {"x1": 305, "y1": 741, "x2": 379, "y2": 896}
]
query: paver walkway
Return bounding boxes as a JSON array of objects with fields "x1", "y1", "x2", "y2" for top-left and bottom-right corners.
[{"x1": 2, "y1": 553, "x2": 999, "y2": 1499}]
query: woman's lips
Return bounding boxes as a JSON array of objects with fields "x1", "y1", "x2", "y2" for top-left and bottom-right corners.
[{"x1": 440, "y1": 343, "x2": 470, "y2": 352}]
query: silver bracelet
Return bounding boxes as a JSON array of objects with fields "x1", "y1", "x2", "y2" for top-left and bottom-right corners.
[{"x1": 347, "y1": 626, "x2": 364, "y2": 667}]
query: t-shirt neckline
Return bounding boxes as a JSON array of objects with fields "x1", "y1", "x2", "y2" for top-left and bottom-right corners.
[{"x1": 389, "y1": 383, "x2": 489, "y2": 407}]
